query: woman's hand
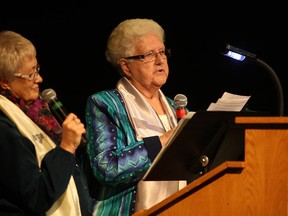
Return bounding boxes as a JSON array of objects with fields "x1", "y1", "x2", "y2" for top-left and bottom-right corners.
[
  {"x1": 60, "y1": 113, "x2": 86, "y2": 154},
  {"x1": 159, "y1": 128, "x2": 175, "y2": 147}
]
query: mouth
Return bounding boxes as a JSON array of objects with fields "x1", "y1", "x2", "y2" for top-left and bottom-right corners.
[
  {"x1": 155, "y1": 68, "x2": 164, "y2": 73},
  {"x1": 34, "y1": 86, "x2": 40, "y2": 92}
]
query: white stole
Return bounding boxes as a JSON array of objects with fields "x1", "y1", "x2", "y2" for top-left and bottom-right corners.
[
  {"x1": 117, "y1": 78, "x2": 186, "y2": 211},
  {"x1": 0, "y1": 95, "x2": 82, "y2": 216}
]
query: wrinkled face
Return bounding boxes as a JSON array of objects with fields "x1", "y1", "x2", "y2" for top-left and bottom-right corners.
[
  {"x1": 119, "y1": 33, "x2": 169, "y2": 92},
  {"x1": 6, "y1": 57, "x2": 43, "y2": 104}
]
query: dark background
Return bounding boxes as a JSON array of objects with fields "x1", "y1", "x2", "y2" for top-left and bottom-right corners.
[{"x1": 1, "y1": 3, "x2": 287, "y2": 122}]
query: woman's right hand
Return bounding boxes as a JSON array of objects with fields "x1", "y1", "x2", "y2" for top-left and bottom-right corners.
[
  {"x1": 60, "y1": 113, "x2": 86, "y2": 154},
  {"x1": 159, "y1": 128, "x2": 175, "y2": 147}
]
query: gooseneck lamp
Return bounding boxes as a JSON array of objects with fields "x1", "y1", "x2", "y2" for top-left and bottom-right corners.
[{"x1": 223, "y1": 44, "x2": 284, "y2": 116}]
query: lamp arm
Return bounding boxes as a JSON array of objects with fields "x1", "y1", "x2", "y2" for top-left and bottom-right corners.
[{"x1": 256, "y1": 58, "x2": 284, "y2": 116}]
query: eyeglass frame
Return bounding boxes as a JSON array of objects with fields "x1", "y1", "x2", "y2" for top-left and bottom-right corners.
[
  {"x1": 123, "y1": 48, "x2": 171, "y2": 63},
  {"x1": 14, "y1": 64, "x2": 40, "y2": 81}
]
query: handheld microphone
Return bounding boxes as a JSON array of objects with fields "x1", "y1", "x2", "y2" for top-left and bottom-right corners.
[
  {"x1": 41, "y1": 88, "x2": 88, "y2": 146},
  {"x1": 174, "y1": 94, "x2": 188, "y2": 121}
]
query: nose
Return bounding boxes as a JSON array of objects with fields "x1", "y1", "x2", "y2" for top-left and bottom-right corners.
[
  {"x1": 35, "y1": 73, "x2": 43, "y2": 83},
  {"x1": 154, "y1": 52, "x2": 164, "y2": 64}
]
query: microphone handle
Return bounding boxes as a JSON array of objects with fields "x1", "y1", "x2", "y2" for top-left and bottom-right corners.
[
  {"x1": 176, "y1": 107, "x2": 187, "y2": 121},
  {"x1": 48, "y1": 99, "x2": 88, "y2": 147},
  {"x1": 48, "y1": 99, "x2": 68, "y2": 123}
]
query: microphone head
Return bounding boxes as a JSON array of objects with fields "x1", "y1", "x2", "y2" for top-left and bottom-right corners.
[
  {"x1": 174, "y1": 94, "x2": 188, "y2": 108},
  {"x1": 41, "y1": 88, "x2": 57, "y2": 102}
]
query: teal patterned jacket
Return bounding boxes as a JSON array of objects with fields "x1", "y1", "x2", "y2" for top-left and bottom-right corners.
[{"x1": 85, "y1": 89, "x2": 177, "y2": 216}]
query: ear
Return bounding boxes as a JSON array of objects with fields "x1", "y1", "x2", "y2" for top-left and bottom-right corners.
[
  {"x1": 118, "y1": 59, "x2": 131, "y2": 77},
  {"x1": 0, "y1": 79, "x2": 10, "y2": 90}
]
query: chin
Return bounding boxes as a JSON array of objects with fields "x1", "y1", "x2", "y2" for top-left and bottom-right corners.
[{"x1": 31, "y1": 92, "x2": 40, "y2": 100}]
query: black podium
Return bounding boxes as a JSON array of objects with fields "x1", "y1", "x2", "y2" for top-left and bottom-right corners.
[{"x1": 143, "y1": 111, "x2": 264, "y2": 183}]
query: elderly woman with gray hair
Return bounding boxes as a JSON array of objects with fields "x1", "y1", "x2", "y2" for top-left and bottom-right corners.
[
  {"x1": 85, "y1": 18, "x2": 188, "y2": 216},
  {"x1": 0, "y1": 30, "x2": 92, "y2": 216}
]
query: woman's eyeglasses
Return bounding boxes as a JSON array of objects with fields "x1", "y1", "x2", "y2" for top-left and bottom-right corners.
[
  {"x1": 124, "y1": 49, "x2": 171, "y2": 63},
  {"x1": 14, "y1": 64, "x2": 40, "y2": 81}
]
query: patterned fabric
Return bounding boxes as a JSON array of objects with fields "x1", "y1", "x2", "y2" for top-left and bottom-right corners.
[
  {"x1": 0, "y1": 89, "x2": 62, "y2": 144},
  {"x1": 85, "y1": 79, "x2": 180, "y2": 216}
]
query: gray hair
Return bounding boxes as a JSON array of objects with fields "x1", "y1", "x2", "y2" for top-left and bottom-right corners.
[
  {"x1": 0, "y1": 30, "x2": 36, "y2": 82},
  {"x1": 105, "y1": 18, "x2": 165, "y2": 73}
]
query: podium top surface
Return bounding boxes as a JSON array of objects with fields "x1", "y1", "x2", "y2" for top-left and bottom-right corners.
[{"x1": 235, "y1": 116, "x2": 288, "y2": 124}]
